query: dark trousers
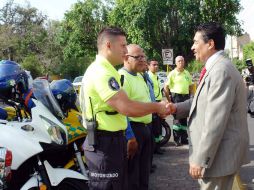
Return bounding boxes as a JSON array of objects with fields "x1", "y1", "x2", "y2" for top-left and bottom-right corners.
[
  {"x1": 128, "y1": 122, "x2": 151, "y2": 190},
  {"x1": 172, "y1": 93, "x2": 189, "y2": 144},
  {"x1": 148, "y1": 124, "x2": 155, "y2": 167},
  {"x1": 84, "y1": 131, "x2": 127, "y2": 190},
  {"x1": 151, "y1": 113, "x2": 162, "y2": 139}
]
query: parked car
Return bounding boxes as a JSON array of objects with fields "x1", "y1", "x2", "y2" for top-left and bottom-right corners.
[{"x1": 73, "y1": 76, "x2": 83, "y2": 94}]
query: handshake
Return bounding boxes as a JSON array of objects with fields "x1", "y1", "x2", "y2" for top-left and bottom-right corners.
[{"x1": 157, "y1": 101, "x2": 176, "y2": 118}]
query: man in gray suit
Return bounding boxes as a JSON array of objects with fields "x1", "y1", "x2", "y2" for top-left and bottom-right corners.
[{"x1": 169, "y1": 22, "x2": 249, "y2": 190}]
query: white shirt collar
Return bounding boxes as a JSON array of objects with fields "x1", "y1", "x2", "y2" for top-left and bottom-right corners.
[{"x1": 205, "y1": 50, "x2": 224, "y2": 70}]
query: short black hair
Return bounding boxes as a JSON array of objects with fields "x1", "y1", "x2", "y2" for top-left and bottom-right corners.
[
  {"x1": 147, "y1": 59, "x2": 157, "y2": 65},
  {"x1": 196, "y1": 22, "x2": 226, "y2": 50},
  {"x1": 97, "y1": 26, "x2": 126, "y2": 50}
]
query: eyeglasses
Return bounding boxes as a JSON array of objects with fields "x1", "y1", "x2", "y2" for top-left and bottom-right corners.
[
  {"x1": 151, "y1": 64, "x2": 158, "y2": 66},
  {"x1": 127, "y1": 55, "x2": 146, "y2": 61}
]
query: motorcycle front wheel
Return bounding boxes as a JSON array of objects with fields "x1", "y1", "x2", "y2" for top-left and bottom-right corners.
[
  {"x1": 157, "y1": 120, "x2": 171, "y2": 147},
  {"x1": 55, "y1": 179, "x2": 89, "y2": 190}
]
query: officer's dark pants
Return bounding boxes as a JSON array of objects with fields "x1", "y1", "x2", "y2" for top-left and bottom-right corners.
[
  {"x1": 148, "y1": 124, "x2": 155, "y2": 168},
  {"x1": 152, "y1": 113, "x2": 162, "y2": 139},
  {"x1": 84, "y1": 130, "x2": 127, "y2": 190},
  {"x1": 151, "y1": 113, "x2": 162, "y2": 151},
  {"x1": 172, "y1": 93, "x2": 189, "y2": 144},
  {"x1": 128, "y1": 122, "x2": 151, "y2": 190}
]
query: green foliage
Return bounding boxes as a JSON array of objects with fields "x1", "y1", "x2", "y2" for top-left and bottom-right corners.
[
  {"x1": 55, "y1": 0, "x2": 113, "y2": 78},
  {"x1": 0, "y1": 0, "x2": 48, "y2": 62},
  {"x1": 186, "y1": 59, "x2": 203, "y2": 74},
  {"x1": 232, "y1": 58, "x2": 245, "y2": 72},
  {"x1": 109, "y1": 0, "x2": 242, "y2": 73},
  {"x1": 21, "y1": 54, "x2": 43, "y2": 78},
  {"x1": 243, "y1": 42, "x2": 254, "y2": 63},
  {"x1": 58, "y1": 56, "x2": 90, "y2": 80},
  {"x1": 58, "y1": 0, "x2": 107, "y2": 60},
  {"x1": 0, "y1": 0, "x2": 244, "y2": 78}
]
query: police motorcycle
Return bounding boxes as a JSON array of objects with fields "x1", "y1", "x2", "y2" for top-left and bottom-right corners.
[
  {"x1": 243, "y1": 58, "x2": 254, "y2": 117},
  {"x1": 49, "y1": 79, "x2": 88, "y2": 175},
  {"x1": 0, "y1": 60, "x2": 88, "y2": 189}
]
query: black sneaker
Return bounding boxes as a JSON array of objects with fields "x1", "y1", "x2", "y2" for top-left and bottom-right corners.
[
  {"x1": 174, "y1": 141, "x2": 182, "y2": 147},
  {"x1": 154, "y1": 148, "x2": 164, "y2": 155},
  {"x1": 151, "y1": 164, "x2": 157, "y2": 169}
]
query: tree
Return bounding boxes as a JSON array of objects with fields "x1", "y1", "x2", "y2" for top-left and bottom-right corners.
[
  {"x1": 243, "y1": 42, "x2": 254, "y2": 63},
  {"x1": 57, "y1": 0, "x2": 111, "y2": 78},
  {"x1": 109, "y1": 0, "x2": 243, "y2": 71},
  {"x1": 0, "y1": 0, "x2": 48, "y2": 61},
  {"x1": 21, "y1": 54, "x2": 43, "y2": 78},
  {"x1": 0, "y1": 0, "x2": 66, "y2": 77}
]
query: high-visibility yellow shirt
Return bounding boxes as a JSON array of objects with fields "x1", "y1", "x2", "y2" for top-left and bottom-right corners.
[
  {"x1": 118, "y1": 68, "x2": 152, "y2": 124},
  {"x1": 81, "y1": 55, "x2": 127, "y2": 131},
  {"x1": 148, "y1": 71, "x2": 162, "y2": 101},
  {"x1": 166, "y1": 69, "x2": 192, "y2": 94}
]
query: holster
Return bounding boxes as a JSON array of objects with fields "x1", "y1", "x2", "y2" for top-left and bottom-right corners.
[{"x1": 86, "y1": 120, "x2": 98, "y2": 146}]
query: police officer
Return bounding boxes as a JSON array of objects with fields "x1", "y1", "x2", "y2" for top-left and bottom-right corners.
[
  {"x1": 80, "y1": 27, "x2": 170, "y2": 190},
  {"x1": 148, "y1": 60, "x2": 165, "y2": 154},
  {"x1": 119, "y1": 44, "x2": 153, "y2": 190},
  {"x1": 164, "y1": 56, "x2": 192, "y2": 146}
]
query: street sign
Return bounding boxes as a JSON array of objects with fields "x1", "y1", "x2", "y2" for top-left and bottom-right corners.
[{"x1": 162, "y1": 49, "x2": 173, "y2": 65}]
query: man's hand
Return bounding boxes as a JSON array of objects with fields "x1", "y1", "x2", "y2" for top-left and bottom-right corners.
[
  {"x1": 166, "y1": 103, "x2": 177, "y2": 114},
  {"x1": 189, "y1": 163, "x2": 204, "y2": 179},
  {"x1": 127, "y1": 137, "x2": 138, "y2": 159},
  {"x1": 157, "y1": 101, "x2": 171, "y2": 118}
]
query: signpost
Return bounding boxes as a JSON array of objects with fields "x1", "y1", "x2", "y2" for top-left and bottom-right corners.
[{"x1": 162, "y1": 49, "x2": 173, "y2": 73}]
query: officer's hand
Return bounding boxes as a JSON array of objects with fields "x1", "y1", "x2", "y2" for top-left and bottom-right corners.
[
  {"x1": 157, "y1": 101, "x2": 171, "y2": 118},
  {"x1": 127, "y1": 137, "x2": 138, "y2": 159}
]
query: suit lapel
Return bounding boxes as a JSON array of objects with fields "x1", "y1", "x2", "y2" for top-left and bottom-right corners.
[{"x1": 189, "y1": 54, "x2": 226, "y2": 119}]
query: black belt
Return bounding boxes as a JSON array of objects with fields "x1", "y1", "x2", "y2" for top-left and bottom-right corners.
[
  {"x1": 105, "y1": 111, "x2": 118, "y2": 115},
  {"x1": 171, "y1": 93, "x2": 189, "y2": 98},
  {"x1": 97, "y1": 130, "x2": 124, "y2": 137},
  {"x1": 129, "y1": 121, "x2": 151, "y2": 127}
]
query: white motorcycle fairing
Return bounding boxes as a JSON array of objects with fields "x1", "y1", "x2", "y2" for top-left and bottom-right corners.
[
  {"x1": 0, "y1": 99, "x2": 68, "y2": 170},
  {"x1": 20, "y1": 161, "x2": 88, "y2": 190}
]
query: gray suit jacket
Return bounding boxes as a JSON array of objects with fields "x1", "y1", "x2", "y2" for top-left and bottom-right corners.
[{"x1": 176, "y1": 53, "x2": 249, "y2": 177}]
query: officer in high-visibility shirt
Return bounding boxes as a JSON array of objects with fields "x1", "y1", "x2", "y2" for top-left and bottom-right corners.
[
  {"x1": 119, "y1": 44, "x2": 153, "y2": 190},
  {"x1": 164, "y1": 55, "x2": 192, "y2": 146},
  {"x1": 148, "y1": 60, "x2": 165, "y2": 154},
  {"x1": 80, "y1": 27, "x2": 170, "y2": 190}
]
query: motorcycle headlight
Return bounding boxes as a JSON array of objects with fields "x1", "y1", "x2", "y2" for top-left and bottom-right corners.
[{"x1": 40, "y1": 115, "x2": 67, "y2": 145}]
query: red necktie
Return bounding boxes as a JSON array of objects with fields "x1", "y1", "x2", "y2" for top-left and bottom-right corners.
[{"x1": 198, "y1": 67, "x2": 206, "y2": 84}]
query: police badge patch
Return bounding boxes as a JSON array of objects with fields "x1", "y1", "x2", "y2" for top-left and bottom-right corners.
[{"x1": 108, "y1": 77, "x2": 120, "y2": 91}]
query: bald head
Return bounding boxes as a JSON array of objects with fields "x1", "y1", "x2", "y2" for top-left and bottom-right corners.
[
  {"x1": 124, "y1": 44, "x2": 146, "y2": 73},
  {"x1": 126, "y1": 44, "x2": 142, "y2": 55}
]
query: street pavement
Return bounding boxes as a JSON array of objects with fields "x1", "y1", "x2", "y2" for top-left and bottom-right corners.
[
  {"x1": 149, "y1": 142, "x2": 199, "y2": 190},
  {"x1": 149, "y1": 115, "x2": 254, "y2": 190},
  {"x1": 149, "y1": 116, "x2": 199, "y2": 190},
  {"x1": 240, "y1": 115, "x2": 254, "y2": 190}
]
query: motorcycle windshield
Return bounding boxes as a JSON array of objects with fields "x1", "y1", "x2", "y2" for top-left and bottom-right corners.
[{"x1": 33, "y1": 79, "x2": 65, "y2": 119}]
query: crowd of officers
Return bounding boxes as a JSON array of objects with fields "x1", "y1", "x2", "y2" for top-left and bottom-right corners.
[{"x1": 80, "y1": 26, "x2": 192, "y2": 190}]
